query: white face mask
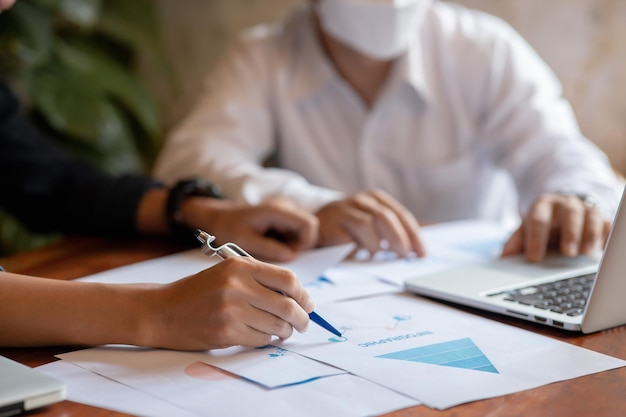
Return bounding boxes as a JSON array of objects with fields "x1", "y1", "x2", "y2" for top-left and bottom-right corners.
[{"x1": 316, "y1": 0, "x2": 432, "y2": 60}]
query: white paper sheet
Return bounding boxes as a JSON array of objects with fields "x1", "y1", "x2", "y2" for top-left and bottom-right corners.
[
  {"x1": 184, "y1": 345, "x2": 345, "y2": 388},
  {"x1": 57, "y1": 347, "x2": 419, "y2": 417},
  {"x1": 342, "y1": 220, "x2": 511, "y2": 286},
  {"x1": 304, "y1": 267, "x2": 400, "y2": 304},
  {"x1": 78, "y1": 249, "x2": 219, "y2": 284},
  {"x1": 280, "y1": 293, "x2": 626, "y2": 409},
  {"x1": 78, "y1": 243, "x2": 354, "y2": 289},
  {"x1": 37, "y1": 360, "x2": 200, "y2": 417},
  {"x1": 273, "y1": 243, "x2": 355, "y2": 285}
]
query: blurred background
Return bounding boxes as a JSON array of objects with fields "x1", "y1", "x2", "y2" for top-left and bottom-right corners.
[
  {"x1": 1, "y1": 0, "x2": 625, "y2": 254},
  {"x1": 151, "y1": 0, "x2": 626, "y2": 174}
]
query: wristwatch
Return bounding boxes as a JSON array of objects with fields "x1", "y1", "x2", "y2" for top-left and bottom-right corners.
[{"x1": 166, "y1": 178, "x2": 222, "y2": 242}]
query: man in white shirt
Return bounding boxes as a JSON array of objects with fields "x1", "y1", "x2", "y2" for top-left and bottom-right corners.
[{"x1": 154, "y1": 0, "x2": 624, "y2": 262}]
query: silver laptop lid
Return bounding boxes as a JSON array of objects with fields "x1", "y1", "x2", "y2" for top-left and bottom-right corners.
[
  {"x1": 581, "y1": 186, "x2": 626, "y2": 333},
  {"x1": 0, "y1": 355, "x2": 66, "y2": 416}
]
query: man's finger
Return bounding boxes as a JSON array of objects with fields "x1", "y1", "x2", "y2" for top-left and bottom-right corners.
[
  {"x1": 501, "y1": 225, "x2": 524, "y2": 256},
  {"x1": 580, "y1": 206, "x2": 603, "y2": 255},
  {"x1": 351, "y1": 194, "x2": 411, "y2": 257},
  {"x1": 557, "y1": 197, "x2": 585, "y2": 257},
  {"x1": 254, "y1": 206, "x2": 319, "y2": 251},
  {"x1": 524, "y1": 198, "x2": 553, "y2": 262},
  {"x1": 341, "y1": 208, "x2": 381, "y2": 255},
  {"x1": 370, "y1": 189, "x2": 426, "y2": 257}
]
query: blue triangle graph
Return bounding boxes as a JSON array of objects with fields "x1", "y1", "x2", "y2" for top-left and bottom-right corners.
[{"x1": 376, "y1": 337, "x2": 499, "y2": 374}]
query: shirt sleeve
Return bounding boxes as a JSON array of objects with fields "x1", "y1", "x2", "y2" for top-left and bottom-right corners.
[
  {"x1": 152, "y1": 31, "x2": 343, "y2": 213},
  {"x1": 459, "y1": 10, "x2": 625, "y2": 219},
  {"x1": 0, "y1": 81, "x2": 161, "y2": 236}
]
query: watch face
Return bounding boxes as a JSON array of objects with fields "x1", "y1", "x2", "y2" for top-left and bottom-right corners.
[
  {"x1": 179, "y1": 179, "x2": 222, "y2": 199},
  {"x1": 166, "y1": 179, "x2": 223, "y2": 236},
  {"x1": 185, "y1": 179, "x2": 222, "y2": 199}
]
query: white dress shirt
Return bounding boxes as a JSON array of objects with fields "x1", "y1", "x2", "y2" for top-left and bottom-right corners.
[{"x1": 153, "y1": 2, "x2": 624, "y2": 226}]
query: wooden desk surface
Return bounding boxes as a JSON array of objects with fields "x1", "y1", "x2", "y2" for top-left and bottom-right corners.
[{"x1": 1, "y1": 237, "x2": 625, "y2": 417}]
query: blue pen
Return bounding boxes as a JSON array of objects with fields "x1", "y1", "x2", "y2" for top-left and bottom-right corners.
[{"x1": 195, "y1": 229, "x2": 342, "y2": 337}]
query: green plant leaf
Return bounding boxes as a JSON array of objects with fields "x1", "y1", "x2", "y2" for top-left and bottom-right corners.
[
  {"x1": 0, "y1": 209, "x2": 61, "y2": 257},
  {"x1": 58, "y1": 0, "x2": 104, "y2": 29},
  {"x1": 26, "y1": 63, "x2": 106, "y2": 140},
  {"x1": 4, "y1": 1, "x2": 53, "y2": 69},
  {"x1": 25, "y1": 63, "x2": 144, "y2": 173},
  {"x1": 0, "y1": 0, "x2": 170, "y2": 254},
  {"x1": 30, "y1": 0, "x2": 62, "y2": 11},
  {"x1": 97, "y1": 0, "x2": 176, "y2": 87},
  {"x1": 55, "y1": 37, "x2": 160, "y2": 140},
  {"x1": 29, "y1": 0, "x2": 103, "y2": 28}
]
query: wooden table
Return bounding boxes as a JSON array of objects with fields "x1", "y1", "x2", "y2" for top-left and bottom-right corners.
[{"x1": 1, "y1": 236, "x2": 625, "y2": 417}]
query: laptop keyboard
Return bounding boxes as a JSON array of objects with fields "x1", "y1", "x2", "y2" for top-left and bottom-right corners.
[{"x1": 496, "y1": 273, "x2": 596, "y2": 317}]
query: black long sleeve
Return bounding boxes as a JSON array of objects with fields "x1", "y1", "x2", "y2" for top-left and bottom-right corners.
[{"x1": 0, "y1": 81, "x2": 162, "y2": 237}]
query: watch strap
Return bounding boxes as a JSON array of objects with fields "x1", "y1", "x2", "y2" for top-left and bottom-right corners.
[{"x1": 166, "y1": 178, "x2": 222, "y2": 243}]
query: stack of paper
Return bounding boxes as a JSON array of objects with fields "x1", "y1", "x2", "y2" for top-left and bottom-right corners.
[{"x1": 38, "y1": 221, "x2": 626, "y2": 417}]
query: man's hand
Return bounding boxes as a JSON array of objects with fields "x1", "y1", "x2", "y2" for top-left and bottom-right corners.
[
  {"x1": 502, "y1": 192, "x2": 611, "y2": 262},
  {"x1": 315, "y1": 189, "x2": 426, "y2": 258},
  {"x1": 183, "y1": 197, "x2": 319, "y2": 262}
]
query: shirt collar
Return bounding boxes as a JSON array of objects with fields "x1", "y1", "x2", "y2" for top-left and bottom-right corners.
[
  {"x1": 288, "y1": 7, "x2": 337, "y2": 102},
  {"x1": 390, "y1": 36, "x2": 432, "y2": 105},
  {"x1": 287, "y1": 7, "x2": 432, "y2": 105}
]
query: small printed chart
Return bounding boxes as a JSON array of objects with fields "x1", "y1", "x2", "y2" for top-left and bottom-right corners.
[{"x1": 376, "y1": 337, "x2": 499, "y2": 374}]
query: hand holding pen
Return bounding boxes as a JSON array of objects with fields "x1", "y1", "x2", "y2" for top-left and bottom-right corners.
[{"x1": 196, "y1": 229, "x2": 342, "y2": 337}]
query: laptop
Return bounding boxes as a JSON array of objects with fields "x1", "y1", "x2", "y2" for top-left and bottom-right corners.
[
  {"x1": 405, "y1": 187, "x2": 626, "y2": 333},
  {"x1": 0, "y1": 355, "x2": 66, "y2": 416}
]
